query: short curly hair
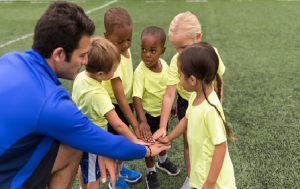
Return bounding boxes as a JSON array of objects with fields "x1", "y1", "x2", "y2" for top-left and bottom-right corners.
[{"x1": 104, "y1": 7, "x2": 132, "y2": 35}]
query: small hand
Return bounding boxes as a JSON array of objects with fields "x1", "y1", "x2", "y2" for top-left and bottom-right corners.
[
  {"x1": 202, "y1": 181, "x2": 216, "y2": 189},
  {"x1": 152, "y1": 128, "x2": 167, "y2": 140},
  {"x1": 157, "y1": 136, "x2": 170, "y2": 144},
  {"x1": 98, "y1": 155, "x2": 117, "y2": 189},
  {"x1": 136, "y1": 138, "x2": 153, "y2": 146},
  {"x1": 139, "y1": 122, "x2": 154, "y2": 143}
]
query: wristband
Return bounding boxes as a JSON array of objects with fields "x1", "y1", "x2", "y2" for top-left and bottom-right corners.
[{"x1": 146, "y1": 145, "x2": 153, "y2": 163}]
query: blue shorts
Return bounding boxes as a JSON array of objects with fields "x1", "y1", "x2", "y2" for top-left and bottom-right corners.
[{"x1": 80, "y1": 152, "x2": 101, "y2": 184}]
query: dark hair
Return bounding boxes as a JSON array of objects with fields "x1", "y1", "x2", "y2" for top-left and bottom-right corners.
[
  {"x1": 178, "y1": 42, "x2": 235, "y2": 143},
  {"x1": 104, "y1": 7, "x2": 132, "y2": 35},
  {"x1": 86, "y1": 37, "x2": 120, "y2": 74},
  {"x1": 141, "y1": 26, "x2": 166, "y2": 47},
  {"x1": 32, "y1": 1, "x2": 95, "y2": 61}
]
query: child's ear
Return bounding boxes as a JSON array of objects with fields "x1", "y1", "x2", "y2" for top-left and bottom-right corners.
[
  {"x1": 160, "y1": 47, "x2": 166, "y2": 55},
  {"x1": 196, "y1": 32, "x2": 202, "y2": 42},
  {"x1": 104, "y1": 32, "x2": 109, "y2": 40},
  {"x1": 52, "y1": 47, "x2": 65, "y2": 63},
  {"x1": 190, "y1": 75, "x2": 197, "y2": 86},
  {"x1": 96, "y1": 71, "x2": 104, "y2": 80}
]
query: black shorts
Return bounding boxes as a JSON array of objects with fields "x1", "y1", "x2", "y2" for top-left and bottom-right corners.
[
  {"x1": 145, "y1": 112, "x2": 168, "y2": 134},
  {"x1": 177, "y1": 93, "x2": 188, "y2": 121},
  {"x1": 23, "y1": 139, "x2": 60, "y2": 189},
  {"x1": 107, "y1": 103, "x2": 130, "y2": 135}
]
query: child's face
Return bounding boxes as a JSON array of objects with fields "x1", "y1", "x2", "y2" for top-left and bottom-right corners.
[
  {"x1": 104, "y1": 25, "x2": 133, "y2": 55},
  {"x1": 169, "y1": 33, "x2": 200, "y2": 54},
  {"x1": 100, "y1": 62, "x2": 119, "y2": 81},
  {"x1": 177, "y1": 60, "x2": 193, "y2": 92},
  {"x1": 140, "y1": 34, "x2": 165, "y2": 68}
]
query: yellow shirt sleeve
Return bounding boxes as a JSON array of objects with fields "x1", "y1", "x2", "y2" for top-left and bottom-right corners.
[
  {"x1": 214, "y1": 47, "x2": 226, "y2": 76},
  {"x1": 112, "y1": 63, "x2": 122, "y2": 80},
  {"x1": 92, "y1": 93, "x2": 114, "y2": 118},
  {"x1": 133, "y1": 68, "x2": 145, "y2": 99},
  {"x1": 167, "y1": 53, "x2": 180, "y2": 86},
  {"x1": 204, "y1": 107, "x2": 227, "y2": 145}
]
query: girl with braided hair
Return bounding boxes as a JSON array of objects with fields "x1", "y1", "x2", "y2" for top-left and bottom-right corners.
[
  {"x1": 152, "y1": 12, "x2": 226, "y2": 189},
  {"x1": 159, "y1": 42, "x2": 236, "y2": 189}
]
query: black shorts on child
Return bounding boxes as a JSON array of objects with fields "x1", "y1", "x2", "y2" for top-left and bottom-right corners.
[
  {"x1": 107, "y1": 103, "x2": 130, "y2": 135},
  {"x1": 145, "y1": 112, "x2": 169, "y2": 134},
  {"x1": 177, "y1": 93, "x2": 188, "y2": 121}
]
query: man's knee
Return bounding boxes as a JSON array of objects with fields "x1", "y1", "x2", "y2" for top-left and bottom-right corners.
[{"x1": 51, "y1": 143, "x2": 83, "y2": 174}]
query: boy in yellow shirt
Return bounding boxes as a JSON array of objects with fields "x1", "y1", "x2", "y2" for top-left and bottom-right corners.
[
  {"x1": 133, "y1": 26, "x2": 180, "y2": 189},
  {"x1": 102, "y1": 6, "x2": 142, "y2": 187},
  {"x1": 72, "y1": 37, "x2": 145, "y2": 189}
]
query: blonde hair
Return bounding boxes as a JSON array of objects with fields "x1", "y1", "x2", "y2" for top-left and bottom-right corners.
[
  {"x1": 168, "y1": 11, "x2": 201, "y2": 39},
  {"x1": 86, "y1": 37, "x2": 120, "y2": 74}
]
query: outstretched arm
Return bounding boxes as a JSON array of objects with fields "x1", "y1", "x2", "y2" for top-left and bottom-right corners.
[
  {"x1": 153, "y1": 84, "x2": 177, "y2": 140},
  {"x1": 111, "y1": 77, "x2": 140, "y2": 138},
  {"x1": 133, "y1": 97, "x2": 154, "y2": 143},
  {"x1": 159, "y1": 116, "x2": 188, "y2": 144},
  {"x1": 105, "y1": 109, "x2": 143, "y2": 144}
]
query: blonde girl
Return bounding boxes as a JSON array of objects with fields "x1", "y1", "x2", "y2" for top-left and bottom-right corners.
[
  {"x1": 159, "y1": 42, "x2": 236, "y2": 189},
  {"x1": 153, "y1": 12, "x2": 226, "y2": 189}
]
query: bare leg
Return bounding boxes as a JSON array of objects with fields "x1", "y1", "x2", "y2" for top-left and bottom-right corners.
[
  {"x1": 183, "y1": 130, "x2": 190, "y2": 178},
  {"x1": 48, "y1": 143, "x2": 83, "y2": 189},
  {"x1": 78, "y1": 166, "x2": 87, "y2": 189}
]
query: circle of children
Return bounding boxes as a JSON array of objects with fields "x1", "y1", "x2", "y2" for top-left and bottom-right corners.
[{"x1": 73, "y1": 6, "x2": 237, "y2": 189}]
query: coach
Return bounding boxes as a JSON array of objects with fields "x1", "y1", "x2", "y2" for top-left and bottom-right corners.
[{"x1": 0, "y1": 1, "x2": 170, "y2": 189}]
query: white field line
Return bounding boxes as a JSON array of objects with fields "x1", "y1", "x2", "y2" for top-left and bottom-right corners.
[
  {"x1": 0, "y1": 0, "x2": 118, "y2": 48},
  {"x1": 146, "y1": 1, "x2": 166, "y2": 2},
  {"x1": 186, "y1": 0, "x2": 207, "y2": 2}
]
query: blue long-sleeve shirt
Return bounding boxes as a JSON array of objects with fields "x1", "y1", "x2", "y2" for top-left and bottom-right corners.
[{"x1": 0, "y1": 49, "x2": 146, "y2": 189}]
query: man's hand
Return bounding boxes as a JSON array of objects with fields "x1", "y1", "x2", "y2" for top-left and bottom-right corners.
[{"x1": 98, "y1": 156, "x2": 117, "y2": 189}]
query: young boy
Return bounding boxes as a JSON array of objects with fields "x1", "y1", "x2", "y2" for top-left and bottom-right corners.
[
  {"x1": 102, "y1": 6, "x2": 142, "y2": 188},
  {"x1": 72, "y1": 37, "x2": 145, "y2": 189},
  {"x1": 133, "y1": 26, "x2": 180, "y2": 189}
]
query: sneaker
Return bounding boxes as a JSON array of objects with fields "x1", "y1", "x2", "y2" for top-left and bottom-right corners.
[
  {"x1": 109, "y1": 177, "x2": 131, "y2": 189},
  {"x1": 156, "y1": 157, "x2": 180, "y2": 176},
  {"x1": 119, "y1": 164, "x2": 142, "y2": 182},
  {"x1": 180, "y1": 177, "x2": 192, "y2": 189},
  {"x1": 145, "y1": 171, "x2": 160, "y2": 189}
]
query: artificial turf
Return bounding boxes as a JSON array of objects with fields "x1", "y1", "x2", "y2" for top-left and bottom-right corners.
[{"x1": 1, "y1": 0, "x2": 300, "y2": 188}]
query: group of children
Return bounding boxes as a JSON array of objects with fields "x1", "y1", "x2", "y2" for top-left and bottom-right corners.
[{"x1": 72, "y1": 6, "x2": 236, "y2": 189}]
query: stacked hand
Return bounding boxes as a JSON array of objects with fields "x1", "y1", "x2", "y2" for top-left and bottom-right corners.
[{"x1": 139, "y1": 122, "x2": 155, "y2": 143}]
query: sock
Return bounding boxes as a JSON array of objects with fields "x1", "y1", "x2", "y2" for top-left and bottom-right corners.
[
  {"x1": 185, "y1": 176, "x2": 190, "y2": 182},
  {"x1": 118, "y1": 163, "x2": 124, "y2": 172},
  {"x1": 158, "y1": 154, "x2": 167, "y2": 163},
  {"x1": 116, "y1": 173, "x2": 122, "y2": 178},
  {"x1": 147, "y1": 165, "x2": 156, "y2": 174}
]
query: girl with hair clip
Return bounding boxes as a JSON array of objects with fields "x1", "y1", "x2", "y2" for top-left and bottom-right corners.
[
  {"x1": 158, "y1": 42, "x2": 236, "y2": 189},
  {"x1": 152, "y1": 11, "x2": 226, "y2": 189}
]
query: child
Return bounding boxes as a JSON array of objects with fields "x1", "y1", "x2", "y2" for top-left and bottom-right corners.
[
  {"x1": 133, "y1": 26, "x2": 180, "y2": 189},
  {"x1": 152, "y1": 11, "x2": 226, "y2": 189},
  {"x1": 72, "y1": 37, "x2": 145, "y2": 189},
  {"x1": 159, "y1": 42, "x2": 236, "y2": 189},
  {"x1": 102, "y1": 6, "x2": 142, "y2": 187}
]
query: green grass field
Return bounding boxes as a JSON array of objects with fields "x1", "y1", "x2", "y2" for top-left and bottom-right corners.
[{"x1": 1, "y1": 0, "x2": 300, "y2": 188}]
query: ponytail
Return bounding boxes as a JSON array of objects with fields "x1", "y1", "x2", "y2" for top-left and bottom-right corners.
[{"x1": 202, "y1": 80, "x2": 236, "y2": 144}]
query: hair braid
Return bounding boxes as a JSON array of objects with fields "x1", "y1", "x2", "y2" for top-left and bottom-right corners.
[
  {"x1": 202, "y1": 80, "x2": 235, "y2": 143},
  {"x1": 215, "y1": 73, "x2": 222, "y2": 100}
]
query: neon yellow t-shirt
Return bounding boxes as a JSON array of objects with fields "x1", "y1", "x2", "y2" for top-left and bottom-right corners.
[
  {"x1": 168, "y1": 47, "x2": 226, "y2": 101},
  {"x1": 103, "y1": 49, "x2": 133, "y2": 104},
  {"x1": 72, "y1": 71, "x2": 114, "y2": 130},
  {"x1": 133, "y1": 59, "x2": 168, "y2": 117},
  {"x1": 186, "y1": 91, "x2": 236, "y2": 189}
]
